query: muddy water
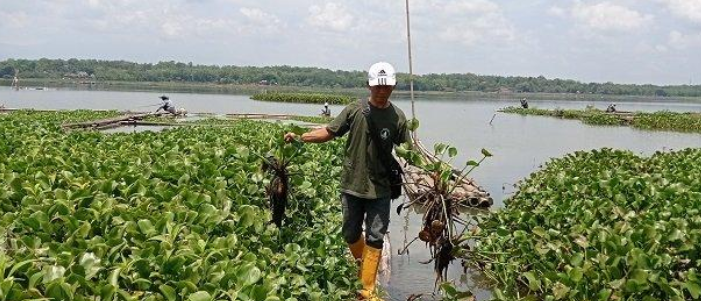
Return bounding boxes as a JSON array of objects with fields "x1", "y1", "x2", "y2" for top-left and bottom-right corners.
[{"x1": 2, "y1": 86, "x2": 701, "y2": 300}]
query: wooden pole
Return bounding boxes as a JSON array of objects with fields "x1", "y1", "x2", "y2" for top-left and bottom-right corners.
[{"x1": 405, "y1": 0, "x2": 418, "y2": 142}]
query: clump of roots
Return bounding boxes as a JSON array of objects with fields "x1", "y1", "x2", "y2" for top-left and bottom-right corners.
[{"x1": 262, "y1": 156, "x2": 289, "y2": 228}]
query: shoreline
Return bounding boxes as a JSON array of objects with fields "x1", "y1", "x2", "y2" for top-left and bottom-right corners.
[{"x1": 2, "y1": 78, "x2": 701, "y2": 102}]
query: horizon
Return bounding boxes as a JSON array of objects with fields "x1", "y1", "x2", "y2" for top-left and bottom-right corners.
[
  {"x1": 1, "y1": 1, "x2": 700, "y2": 86},
  {"x1": 3, "y1": 56, "x2": 700, "y2": 88}
]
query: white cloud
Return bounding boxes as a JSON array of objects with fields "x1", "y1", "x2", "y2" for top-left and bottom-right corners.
[
  {"x1": 0, "y1": 11, "x2": 30, "y2": 29},
  {"x1": 239, "y1": 7, "x2": 283, "y2": 34},
  {"x1": 659, "y1": 0, "x2": 701, "y2": 23},
  {"x1": 668, "y1": 30, "x2": 701, "y2": 49},
  {"x1": 442, "y1": 0, "x2": 499, "y2": 15},
  {"x1": 240, "y1": 8, "x2": 280, "y2": 25},
  {"x1": 547, "y1": 6, "x2": 567, "y2": 17},
  {"x1": 555, "y1": 1, "x2": 653, "y2": 32},
  {"x1": 416, "y1": 0, "x2": 517, "y2": 47},
  {"x1": 307, "y1": 3, "x2": 354, "y2": 32}
]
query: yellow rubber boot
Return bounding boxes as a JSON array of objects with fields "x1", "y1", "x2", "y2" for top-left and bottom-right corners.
[
  {"x1": 348, "y1": 235, "x2": 365, "y2": 262},
  {"x1": 359, "y1": 245, "x2": 383, "y2": 301},
  {"x1": 348, "y1": 235, "x2": 365, "y2": 277}
]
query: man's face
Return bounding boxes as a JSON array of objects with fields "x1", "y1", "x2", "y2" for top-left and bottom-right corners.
[{"x1": 369, "y1": 85, "x2": 395, "y2": 100}]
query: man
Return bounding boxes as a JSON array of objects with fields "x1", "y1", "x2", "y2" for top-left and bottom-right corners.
[
  {"x1": 606, "y1": 103, "x2": 617, "y2": 113},
  {"x1": 284, "y1": 62, "x2": 409, "y2": 300},
  {"x1": 322, "y1": 101, "x2": 331, "y2": 116},
  {"x1": 520, "y1": 98, "x2": 529, "y2": 109},
  {"x1": 155, "y1": 95, "x2": 177, "y2": 115}
]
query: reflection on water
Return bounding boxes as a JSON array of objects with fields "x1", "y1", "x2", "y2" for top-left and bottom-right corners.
[{"x1": 2, "y1": 87, "x2": 701, "y2": 300}]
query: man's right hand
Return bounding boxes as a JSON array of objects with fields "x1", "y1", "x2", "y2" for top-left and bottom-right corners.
[{"x1": 284, "y1": 132, "x2": 298, "y2": 143}]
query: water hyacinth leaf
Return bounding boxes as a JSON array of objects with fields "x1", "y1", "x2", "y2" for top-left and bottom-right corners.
[
  {"x1": 685, "y1": 281, "x2": 701, "y2": 299},
  {"x1": 597, "y1": 288, "x2": 612, "y2": 301},
  {"x1": 552, "y1": 283, "x2": 570, "y2": 300},
  {"x1": 523, "y1": 272, "x2": 541, "y2": 291},
  {"x1": 465, "y1": 160, "x2": 479, "y2": 167},
  {"x1": 407, "y1": 118, "x2": 420, "y2": 131},
  {"x1": 532, "y1": 227, "x2": 546, "y2": 237},
  {"x1": 43, "y1": 265, "x2": 66, "y2": 283},
  {"x1": 188, "y1": 291, "x2": 213, "y2": 301},
  {"x1": 238, "y1": 205, "x2": 256, "y2": 228},
  {"x1": 448, "y1": 147, "x2": 458, "y2": 158},
  {"x1": 434, "y1": 143, "x2": 447, "y2": 156},
  {"x1": 480, "y1": 148, "x2": 493, "y2": 157},
  {"x1": 238, "y1": 264, "x2": 262, "y2": 287}
]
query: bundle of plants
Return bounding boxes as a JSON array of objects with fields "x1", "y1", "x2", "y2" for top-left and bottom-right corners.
[
  {"x1": 396, "y1": 141, "x2": 492, "y2": 286},
  {"x1": 259, "y1": 129, "x2": 306, "y2": 228},
  {"x1": 251, "y1": 92, "x2": 354, "y2": 104},
  {"x1": 468, "y1": 148, "x2": 701, "y2": 300}
]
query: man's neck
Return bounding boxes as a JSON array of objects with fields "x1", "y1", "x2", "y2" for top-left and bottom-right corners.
[{"x1": 368, "y1": 97, "x2": 390, "y2": 109}]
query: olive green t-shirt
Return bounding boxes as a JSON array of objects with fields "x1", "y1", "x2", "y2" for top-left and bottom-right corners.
[{"x1": 326, "y1": 100, "x2": 410, "y2": 199}]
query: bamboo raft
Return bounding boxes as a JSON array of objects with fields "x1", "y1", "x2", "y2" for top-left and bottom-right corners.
[
  {"x1": 399, "y1": 140, "x2": 493, "y2": 208},
  {"x1": 61, "y1": 112, "x2": 168, "y2": 130}
]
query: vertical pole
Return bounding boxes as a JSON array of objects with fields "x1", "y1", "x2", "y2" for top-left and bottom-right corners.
[{"x1": 405, "y1": 0, "x2": 417, "y2": 142}]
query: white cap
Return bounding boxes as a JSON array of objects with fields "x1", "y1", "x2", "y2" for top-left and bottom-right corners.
[{"x1": 368, "y1": 62, "x2": 397, "y2": 86}]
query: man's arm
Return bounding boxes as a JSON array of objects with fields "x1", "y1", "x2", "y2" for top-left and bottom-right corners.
[{"x1": 284, "y1": 127, "x2": 334, "y2": 143}]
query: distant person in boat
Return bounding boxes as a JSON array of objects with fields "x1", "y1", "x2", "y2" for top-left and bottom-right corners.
[
  {"x1": 155, "y1": 95, "x2": 177, "y2": 115},
  {"x1": 606, "y1": 104, "x2": 617, "y2": 113},
  {"x1": 520, "y1": 98, "x2": 529, "y2": 109},
  {"x1": 322, "y1": 101, "x2": 331, "y2": 116}
]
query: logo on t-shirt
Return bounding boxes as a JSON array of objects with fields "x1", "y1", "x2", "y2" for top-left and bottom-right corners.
[{"x1": 380, "y1": 128, "x2": 390, "y2": 140}]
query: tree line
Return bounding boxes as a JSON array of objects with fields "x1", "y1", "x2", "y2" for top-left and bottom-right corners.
[{"x1": 1, "y1": 58, "x2": 700, "y2": 97}]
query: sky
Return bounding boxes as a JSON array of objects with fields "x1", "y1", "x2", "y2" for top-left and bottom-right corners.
[{"x1": 0, "y1": 0, "x2": 700, "y2": 85}]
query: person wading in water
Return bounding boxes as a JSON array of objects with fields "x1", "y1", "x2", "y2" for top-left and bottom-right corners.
[
  {"x1": 284, "y1": 62, "x2": 409, "y2": 300},
  {"x1": 155, "y1": 95, "x2": 177, "y2": 115}
]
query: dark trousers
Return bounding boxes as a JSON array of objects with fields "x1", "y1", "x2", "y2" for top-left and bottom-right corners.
[{"x1": 341, "y1": 193, "x2": 390, "y2": 249}]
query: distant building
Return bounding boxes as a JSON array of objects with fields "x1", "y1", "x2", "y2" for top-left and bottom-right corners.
[{"x1": 259, "y1": 79, "x2": 270, "y2": 86}]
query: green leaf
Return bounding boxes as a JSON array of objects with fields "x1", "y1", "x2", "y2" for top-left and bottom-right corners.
[
  {"x1": 238, "y1": 264, "x2": 262, "y2": 287},
  {"x1": 523, "y1": 272, "x2": 541, "y2": 291},
  {"x1": 685, "y1": 281, "x2": 701, "y2": 299},
  {"x1": 481, "y1": 148, "x2": 493, "y2": 157},
  {"x1": 188, "y1": 291, "x2": 212, "y2": 301},
  {"x1": 238, "y1": 205, "x2": 256, "y2": 228},
  {"x1": 137, "y1": 219, "x2": 156, "y2": 236},
  {"x1": 532, "y1": 227, "x2": 546, "y2": 237},
  {"x1": 569, "y1": 267, "x2": 584, "y2": 283},
  {"x1": 448, "y1": 147, "x2": 458, "y2": 158},
  {"x1": 434, "y1": 143, "x2": 447, "y2": 156},
  {"x1": 407, "y1": 118, "x2": 420, "y2": 131},
  {"x1": 552, "y1": 282, "x2": 570, "y2": 300},
  {"x1": 159, "y1": 284, "x2": 177, "y2": 301},
  {"x1": 597, "y1": 288, "x2": 612, "y2": 301},
  {"x1": 109, "y1": 268, "x2": 121, "y2": 287},
  {"x1": 100, "y1": 284, "x2": 116, "y2": 301}
]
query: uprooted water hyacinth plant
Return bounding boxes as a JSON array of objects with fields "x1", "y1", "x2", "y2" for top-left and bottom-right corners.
[
  {"x1": 396, "y1": 119, "x2": 493, "y2": 292},
  {"x1": 259, "y1": 127, "x2": 306, "y2": 228}
]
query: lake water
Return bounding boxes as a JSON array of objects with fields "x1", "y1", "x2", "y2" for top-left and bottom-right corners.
[{"x1": 2, "y1": 86, "x2": 701, "y2": 300}]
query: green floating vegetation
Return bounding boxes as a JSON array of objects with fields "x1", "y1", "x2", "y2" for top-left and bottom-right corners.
[
  {"x1": 251, "y1": 92, "x2": 355, "y2": 105},
  {"x1": 0, "y1": 110, "x2": 356, "y2": 300},
  {"x1": 288, "y1": 115, "x2": 333, "y2": 124},
  {"x1": 500, "y1": 106, "x2": 701, "y2": 133},
  {"x1": 469, "y1": 148, "x2": 701, "y2": 300}
]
